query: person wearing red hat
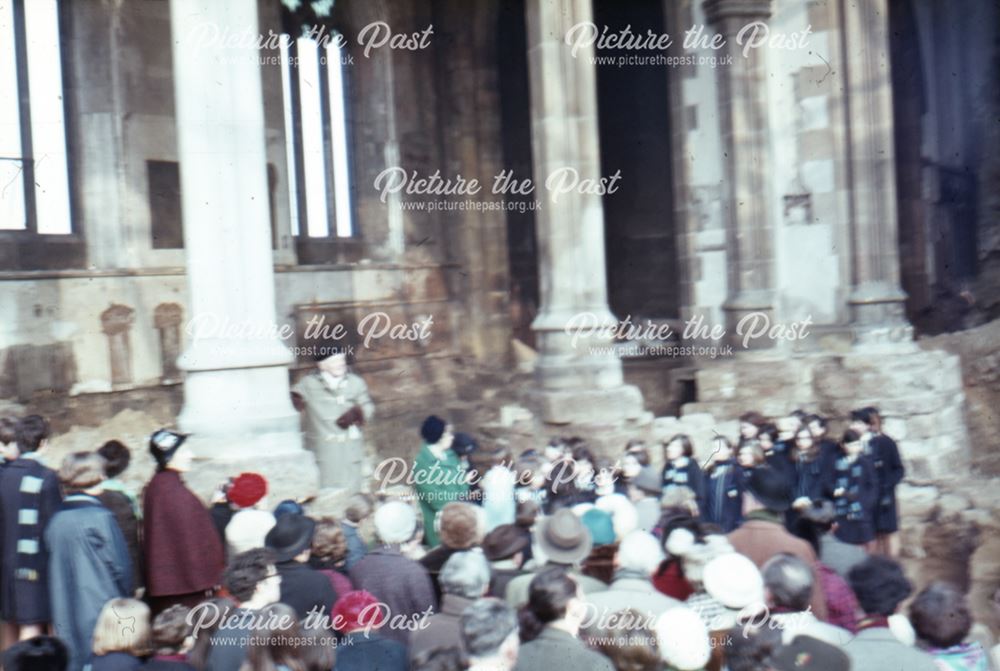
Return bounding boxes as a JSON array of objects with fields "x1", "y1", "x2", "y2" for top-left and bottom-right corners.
[
  {"x1": 331, "y1": 591, "x2": 407, "y2": 671},
  {"x1": 223, "y1": 473, "x2": 275, "y2": 557}
]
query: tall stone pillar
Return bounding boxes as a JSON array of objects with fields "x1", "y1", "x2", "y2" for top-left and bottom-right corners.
[
  {"x1": 703, "y1": 0, "x2": 776, "y2": 347},
  {"x1": 525, "y1": 0, "x2": 644, "y2": 425},
  {"x1": 841, "y1": 0, "x2": 910, "y2": 342},
  {"x1": 169, "y1": 0, "x2": 318, "y2": 499}
]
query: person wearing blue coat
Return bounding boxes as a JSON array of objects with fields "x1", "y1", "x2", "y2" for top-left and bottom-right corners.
[
  {"x1": 786, "y1": 427, "x2": 836, "y2": 537},
  {"x1": 826, "y1": 431, "x2": 879, "y2": 546},
  {"x1": 46, "y1": 453, "x2": 132, "y2": 671},
  {"x1": 850, "y1": 407, "x2": 905, "y2": 556},
  {"x1": 702, "y1": 438, "x2": 743, "y2": 532},
  {"x1": 661, "y1": 434, "x2": 704, "y2": 509}
]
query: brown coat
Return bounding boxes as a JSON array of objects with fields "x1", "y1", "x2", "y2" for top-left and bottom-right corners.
[{"x1": 727, "y1": 517, "x2": 828, "y2": 621}]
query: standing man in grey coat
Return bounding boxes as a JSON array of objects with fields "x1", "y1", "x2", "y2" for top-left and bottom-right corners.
[{"x1": 292, "y1": 349, "x2": 374, "y2": 491}]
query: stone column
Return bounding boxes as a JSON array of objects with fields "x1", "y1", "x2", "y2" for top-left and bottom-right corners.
[
  {"x1": 525, "y1": 0, "x2": 643, "y2": 425},
  {"x1": 169, "y1": 0, "x2": 318, "y2": 498},
  {"x1": 703, "y1": 0, "x2": 776, "y2": 347},
  {"x1": 841, "y1": 0, "x2": 910, "y2": 342}
]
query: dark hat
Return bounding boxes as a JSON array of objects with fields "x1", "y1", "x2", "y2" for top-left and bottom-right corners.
[
  {"x1": 273, "y1": 499, "x2": 304, "y2": 518},
  {"x1": 770, "y1": 636, "x2": 850, "y2": 671},
  {"x1": 2, "y1": 636, "x2": 69, "y2": 671},
  {"x1": 264, "y1": 513, "x2": 316, "y2": 562},
  {"x1": 482, "y1": 524, "x2": 530, "y2": 561},
  {"x1": 149, "y1": 429, "x2": 187, "y2": 466},
  {"x1": 421, "y1": 415, "x2": 446, "y2": 444},
  {"x1": 533, "y1": 509, "x2": 592, "y2": 565},
  {"x1": 745, "y1": 466, "x2": 791, "y2": 512},
  {"x1": 631, "y1": 465, "x2": 662, "y2": 495},
  {"x1": 451, "y1": 432, "x2": 479, "y2": 457}
]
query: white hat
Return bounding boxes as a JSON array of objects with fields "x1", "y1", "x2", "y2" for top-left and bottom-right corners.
[
  {"x1": 703, "y1": 552, "x2": 764, "y2": 610},
  {"x1": 226, "y1": 509, "x2": 277, "y2": 556},
  {"x1": 617, "y1": 530, "x2": 664, "y2": 575},
  {"x1": 655, "y1": 607, "x2": 711, "y2": 670},
  {"x1": 374, "y1": 501, "x2": 416, "y2": 544}
]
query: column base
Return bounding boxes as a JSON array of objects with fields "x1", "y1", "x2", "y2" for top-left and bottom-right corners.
[
  {"x1": 530, "y1": 385, "x2": 645, "y2": 425},
  {"x1": 848, "y1": 281, "x2": 912, "y2": 345},
  {"x1": 181, "y1": 441, "x2": 320, "y2": 507}
]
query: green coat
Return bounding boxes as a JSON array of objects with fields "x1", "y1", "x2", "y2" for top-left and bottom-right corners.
[{"x1": 412, "y1": 444, "x2": 469, "y2": 547}]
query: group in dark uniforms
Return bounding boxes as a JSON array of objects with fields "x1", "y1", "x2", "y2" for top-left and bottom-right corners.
[{"x1": 660, "y1": 407, "x2": 904, "y2": 554}]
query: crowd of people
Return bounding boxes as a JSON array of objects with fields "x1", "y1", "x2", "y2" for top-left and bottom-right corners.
[{"x1": 0, "y1": 408, "x2": 997, "y2": 671}]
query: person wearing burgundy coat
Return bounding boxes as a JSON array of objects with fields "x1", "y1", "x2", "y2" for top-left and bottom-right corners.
[{"x1": 142, "y1": 430, "x2": 225, "y2": 616}]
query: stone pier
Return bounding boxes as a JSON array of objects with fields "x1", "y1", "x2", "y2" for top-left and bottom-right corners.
[
  {"x1": 523, "y1": 0, "x2": 644, "y2": 426},
  {"x1": 169, "y1": 0, "x2": 318, "y2": 501}
]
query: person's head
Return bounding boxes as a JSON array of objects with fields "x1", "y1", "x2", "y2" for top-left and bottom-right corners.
[
  {"x1": 344, "y1": 493, "x2": 374, "y2": 524},
  {"x1": 620, "y1": 453, "x2": 643, "y2": 480},
  {"x1": 654, "y1": 606, "x2": 711, "y2": 671},
  {"x1": 533, "y1": 508, "x2": 592, "y2": 566},
  {"x1": 770, "y1": 635, "x2": 850, "y2": 671},
  {"x1": 805, "y1": 414, "x2": 828, "y2": 440},
  {"x1": 97, "y1": 440, "x2": 131, "y2": 479},
  {"x1": 298, "y1": 623, "x2": 337, "y2": 671},
  {"x1": 223, "y1": 548, "x2": 281, "y2": 607},
  {"x1": 664, "y1": 434, "x2": 693, "y2": 461},
  {"x1": 616, "y1": 531, "x2": 664, "y2": 577},
  {"x1": 273, "y1": 499, "x2": 305, "y2": 519},
  {"x1": 737, "y1": 443, "x2": 764, "y2": 468},
  {"x1": 849, "y1": 407, "x2": 876, "y2": 434},
  {"x1": 437, "y1": 502, "x2": 485, "y2": 550},
  {"x1": 739, "y1": 412, "x2": 765, "y2": 439},
  {"x1": 515, "y1": 499, "x2": 540, "y2": 529},
  {"x1": 332, "y1": 590, "x2": 386, "y2": 635},
  {"x1": 521, "y1": 568, "x2": 584, "y2": 641},
  {"x1": 910, "y1": 582, "x2": 973, "y2": 649},
  {"x1": 151, "y1": 605, "x2": 192, "y2": 657},
  {"x1": 92, "y1": 598, "x2": 151, "y2": 657},
  {"x1": 840, "y1": 429, "x2": 863, "y2": 457},
  {"x1": 316, "y1": 351, "x2": 348, "y2": 378},
  {"x1": 374, "y1": 500, "x2": 417, "y2": 545},
  {"x1": 712, "y1": 436, "x2": 734, "y2": 462},
  {"x1": 798, "y1": 500, "x2": 837, "y2": 553},
  {"x1": 58, "y1": 451, "x2": 106, "y2": 494},
  {"x1": 0, "y1": 416, "x2": 18, "y2": 461},
  {"x1": 2, "y1": 636, "x2": 69, "y2": 671},
  {"x1": 421, "y1": 415, "x2": 454, "y2": 450},
  {"x1": 762, "y1": 553, "x2": 814, "y2": 612},
  {"x1": 793, "y1": 427, "x2": 814, "y2": 455},
  {"x1": 227, "y1": 472, "x2": 268, "y2": 509},
  {"x1": 586, "y1": 608, "x2": 660, "y2": 671},
  {"x1": 516, "y1": 454, "x2": 547, "y2": 491},
  {"x1": 16, "y1": 414, "x2": 49, "y2": 454},
  {"x1": 410, "y1": 646, "x2": 466, "y2": 671},
  {"x1": 265, "y1": 512, "x2": 317, "y2": 564},
  {"x1": 743, "y1": 466, "x2": 791, "y2": 515},
  {"x1": 757, "y1": 423, "x2": 778, "y2": 450},
  {"x1": 312, "y1": 516, "x2": 349, "y2": 567},
  {"x1": 482, "y1": 524, "x2": 530, "y2": 567},
  {"x1": 149, "y1": 429, "x2": 192, "y2": 472},
  {"x1": 462, "y1": 598, "x2": 519, "y2": 668},
  {"x1": 243, "y1": 602, "x2": 302, "y2": 671},
  {"x1": 725, "y1": 622, "x2": 782, "y2": 671},
  {"x1": 625, "y1": 439, "x2": 650, "y2": 465},
  {"x1": 440, "y1": 550, "x2": 491, "y2": 599},
  {"x1": 776, "y1": 415, "x2": 800, "y2": 442},
  {"x1": 849, "y1": 556, "x2": 912, "y2": 617}
]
